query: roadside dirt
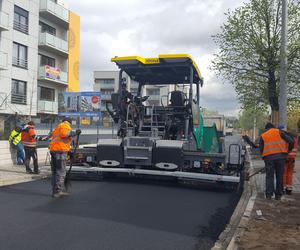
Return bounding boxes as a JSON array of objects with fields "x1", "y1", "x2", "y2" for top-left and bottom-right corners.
[{"x1": 237, "y1": 193, "x2": 300, "y2": 250}]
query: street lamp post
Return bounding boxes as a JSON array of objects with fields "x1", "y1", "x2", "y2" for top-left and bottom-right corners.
[{"x1": 279, "y1": 0, "x2": 288, "y2": 128}]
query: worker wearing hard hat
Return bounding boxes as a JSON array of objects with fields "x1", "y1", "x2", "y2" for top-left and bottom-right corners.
[
  {"x1": 44, "y1": 117, "x2": 81, "y2": 198},
  {"x1": 259, "y1": 123, "x2": 294, "y2": 200}
]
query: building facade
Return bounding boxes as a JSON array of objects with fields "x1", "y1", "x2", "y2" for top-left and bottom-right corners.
[{"x1": 0, "y1": 0, "x2": 80, "y2": 137}]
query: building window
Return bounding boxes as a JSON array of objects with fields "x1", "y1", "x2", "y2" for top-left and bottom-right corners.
[
  {"x1": 11, "y1": 79, "x2": 27, "y2": 105},
  {"x1": 39, "y1": 54, "x2": 55, "y2": 67},
  {"x1": 39, "y1": 21, "x2": 56, "y2": 36},
  {"x1": 39, "y1": 86, "x2": 55, "y2": 101},
  {"x1": 12, "y1": 42, "x2": 28, "y2": 68},
  {"x1": 13, "y1": 5, "x2": 28, "y2": 34},
  {"x1": 95, "y1": 79, "x2": 115, "y2": 85},
  {"x1": 147, "y1": 89, "x2": 160, "y2": 95}
]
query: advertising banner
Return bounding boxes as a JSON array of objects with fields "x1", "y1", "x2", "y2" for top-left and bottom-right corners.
[
  {"x1": 45, "y1": 65, "x2": 61, "y2": 81},
  {"x1": 58, "y1": 92, "x2": 102, "y2": 117}
]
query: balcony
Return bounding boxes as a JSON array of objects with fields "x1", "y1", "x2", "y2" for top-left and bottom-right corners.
[
  {"x1": 39, "y1": 0, "x2": 69, "y2": 27},
  {"x1": 39, "y1": 32, "x2": 68, "y2": 57},
  {"x1": 37, "y1": 100, "x2": 58, "y2": 114},
  {"x1": 38, "y1": 65, "x2": 68, "y2": 86},
  {"x1": 0, "y1": 51, "x2": 8, "y2": 69},
  {"x1": 0, "y1": 11, "x2": 9, "y2": 31}
]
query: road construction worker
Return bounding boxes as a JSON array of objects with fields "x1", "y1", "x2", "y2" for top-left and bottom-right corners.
[
  {"x1": 283, "y1": 134, "x2": 298, "y2": 194},
  {"x1": 45, "y1": 117, "x2": 81, "y2": 198},
  {"x1": 9, "y1": 125, "x2": 25, "y2": 165},
  {"x1": 21, "y1": 121, "x2": 42, "y2": 174},
  {"x1": 259, "y1": 123, "x2": 294, "y2": 200}
]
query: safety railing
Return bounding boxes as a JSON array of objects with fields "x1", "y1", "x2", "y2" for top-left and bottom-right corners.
[
  {"x1": 13, "y1": 20, "x2": 28, "y2": 34},
  {"x1": 11, "y1": 93, "x2": 27, "y2": 105},
  {"x1": 12, "y1": 57, "x2": 28, "y2": 69}
]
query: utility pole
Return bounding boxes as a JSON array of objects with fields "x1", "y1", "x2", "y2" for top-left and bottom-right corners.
[{"x1": 279, "y1": 0, "x2": 288, "y2": 128}]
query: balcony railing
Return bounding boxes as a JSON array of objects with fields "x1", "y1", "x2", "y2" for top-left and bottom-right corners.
[
  {"x1": 0, "y1": 51, "x2": 8, "y2": 69},
  {"x1": 0, "y1": 11, "x2": 9, "y2": 31},
  {"x1": 39, "y1": 32, "x2": 68, "y2": 55},
  {"x1": 13, "y1": 20, "x2": 28, "y2": 34},
  {"x1": 38, "y1": 65, "x2": 68, "y2": 85},
  {"x1": 11, "y1": 93, "x2": 26, "y2": 105},
  {"x1": 39, "y1": 0, "x2": 69, "y2": 23},
  {"x1": 100, "y1": 83, "x2": 115, "y2": 89},
  {"x1": 12, "y1": 57, "x2": 28, "y2": 69},
  {"x1": 37, "y1": 100, "x2": 58, "y2": 113}
]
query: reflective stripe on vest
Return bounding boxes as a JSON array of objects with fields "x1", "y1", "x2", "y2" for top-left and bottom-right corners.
[
  {"x1": 21, "y1": 126, "x2": 37, "y2": 147},
  {"x1": 261, "y1": 128, "x2": 288, "y2": 157},
  {"x1": 9, "y1": 130, "x2": 21, "y2": 145}
]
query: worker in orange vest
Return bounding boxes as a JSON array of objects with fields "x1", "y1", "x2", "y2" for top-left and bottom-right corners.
[
  {"x1": 283, "y1": 134, "x2": 298, "y2": 194},
  {"x1": 44, "y1": 117, "x2": 81, "y2": 198},
  {"x1": 259, "y1": 123, "x2": 294, "y2": 200},
  {"x1": 21, "y1": 121, "x2": 43, "y2": 174}
]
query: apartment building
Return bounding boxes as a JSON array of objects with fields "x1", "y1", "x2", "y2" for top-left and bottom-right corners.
[
  {"x1": 94, "y1": 70, "x2": 170, "y2": 118},
  {"x1": 0, "y1": 0, "x2": 80, "y2": 137}
]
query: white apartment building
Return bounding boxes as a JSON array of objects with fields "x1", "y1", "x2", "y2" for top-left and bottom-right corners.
[
  {"x1": 94, "y1": 70, "x2": 170, "y2": 118},
  {"x1": 0, "y1": 0, "x2": 80, "y2": 137}
]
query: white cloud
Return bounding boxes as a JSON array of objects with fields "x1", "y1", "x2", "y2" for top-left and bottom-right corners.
[{"x1": 68, "y1": 0, "x2": 247, "y2": 116}]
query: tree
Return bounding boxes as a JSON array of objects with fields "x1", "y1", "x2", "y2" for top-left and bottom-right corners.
[
  {"x1": 212, "y1": 0, "x2": 300, "y2": 120},
  {"x1": 287, "y1": 100, "x2": 300, "y2": 133},
  {"x1": 238, "y1": 107, "x2": 268, "y2": 131}
]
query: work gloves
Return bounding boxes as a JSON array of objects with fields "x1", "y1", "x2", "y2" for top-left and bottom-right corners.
[{"x1": 75, "y1": 129, "x2": 82, "y2": 135}]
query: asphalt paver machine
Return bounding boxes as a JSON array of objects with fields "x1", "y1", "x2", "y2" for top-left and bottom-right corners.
[{"x1": 72, "y1": 54, "x2": 245, "y2": 186}]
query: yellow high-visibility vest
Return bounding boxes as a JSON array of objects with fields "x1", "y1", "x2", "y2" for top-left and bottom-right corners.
[{"x1": 9, "y1": 130, "x2": 21, "y2": 146}]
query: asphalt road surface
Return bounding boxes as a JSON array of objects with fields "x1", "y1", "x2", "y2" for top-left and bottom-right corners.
[{"x1": 0, "y1": 179, "x2": 239, "y2": 250}]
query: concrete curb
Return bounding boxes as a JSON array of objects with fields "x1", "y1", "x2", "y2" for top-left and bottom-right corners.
[
  {"x1": 0, "y1": 173, "x2": 50, "y2": 187},
  {"x1": 211, "y1": 148, "x2": 257, "y2": 250}
]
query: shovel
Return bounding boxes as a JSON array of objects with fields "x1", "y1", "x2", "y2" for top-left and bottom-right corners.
[
  {"x1": 64, "y1": 134, "x2": 80, "y2": 191},
  {"x1": 245, "y1": 167, "x2": 265, "y2": 181}
]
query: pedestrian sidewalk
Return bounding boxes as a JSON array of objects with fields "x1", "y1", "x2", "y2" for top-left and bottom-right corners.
[
  {"x1": 236, "y1": 153, "x2": 300, "y2": 249},
  {"x1": 0, "y1": 164, "x2": 51, "y2": 187}
]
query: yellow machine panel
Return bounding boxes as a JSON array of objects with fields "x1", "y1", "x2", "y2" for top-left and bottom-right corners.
[{"x1": 68, "y1": 11, "x2": 80, "y2": 92}]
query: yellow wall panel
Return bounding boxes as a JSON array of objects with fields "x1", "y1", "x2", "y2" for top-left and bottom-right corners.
[{"x1": 68, "y1": 11, "x2": 80, "y2": 92}]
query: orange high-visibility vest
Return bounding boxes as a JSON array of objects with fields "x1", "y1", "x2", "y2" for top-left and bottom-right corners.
[
  {"x1": 49, "y1": 122, "x2": 72, "y2": 152},
  {"x1": 21, "y1": 125, "x2": 37, "y2": 147},
  {"x1": 261, "y1": 128, "x2": 288, "y2": 157},
  {"x1": 288, "y1": 136, "x2": 298, "y2": 160}
]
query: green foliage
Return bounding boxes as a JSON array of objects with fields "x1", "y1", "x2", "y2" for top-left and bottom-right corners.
[
  {"x1": 212, "y1": 0, "x2": 300, "y2": 111},
  {"x1": 287, "y1": 100, "x2": 300, "y2": 133},
  {"x1": 238, "y1": 107, "x2": 268, "y2": 131}
]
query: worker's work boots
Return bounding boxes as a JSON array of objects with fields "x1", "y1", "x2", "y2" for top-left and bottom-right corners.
[{"x1": 52, "y1": 191, "x2": 69, "y2": 198}]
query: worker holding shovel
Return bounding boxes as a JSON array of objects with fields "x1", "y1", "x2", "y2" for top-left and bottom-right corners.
[
  {"x1": 259, "y1": 123, "x2": 294, "y2": 200},
  {"x1": 43, "y1": 117, "x2": 81, "y2": 198}
]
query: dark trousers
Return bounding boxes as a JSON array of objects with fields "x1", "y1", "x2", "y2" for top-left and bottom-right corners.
[
  {"x1": 264, "y1": 159, "x2": 285, "y2": 197},
  {"x1": 24, "y1": 146, "x2": 38, "y2": 172},
  {"x1": 50, "y1": 152, "x2": 67, "y2": 194}
]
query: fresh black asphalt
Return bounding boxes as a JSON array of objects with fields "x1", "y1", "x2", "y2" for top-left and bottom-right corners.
[{"x1": 0, "y1": 179, "x2": 239, "y2": 250}]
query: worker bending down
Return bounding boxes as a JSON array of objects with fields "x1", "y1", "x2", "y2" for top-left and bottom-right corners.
[
  {"x1": 283, "y1": 134, "x2": 298, "y2": 194},
  {"x1": 45, "y1": 117, "x2": 81, "y2": 198}
]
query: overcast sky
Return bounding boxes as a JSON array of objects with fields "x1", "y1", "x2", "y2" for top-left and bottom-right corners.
[{"x1": 68, "y1": 0, "x2": 247, "y2": 116}]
